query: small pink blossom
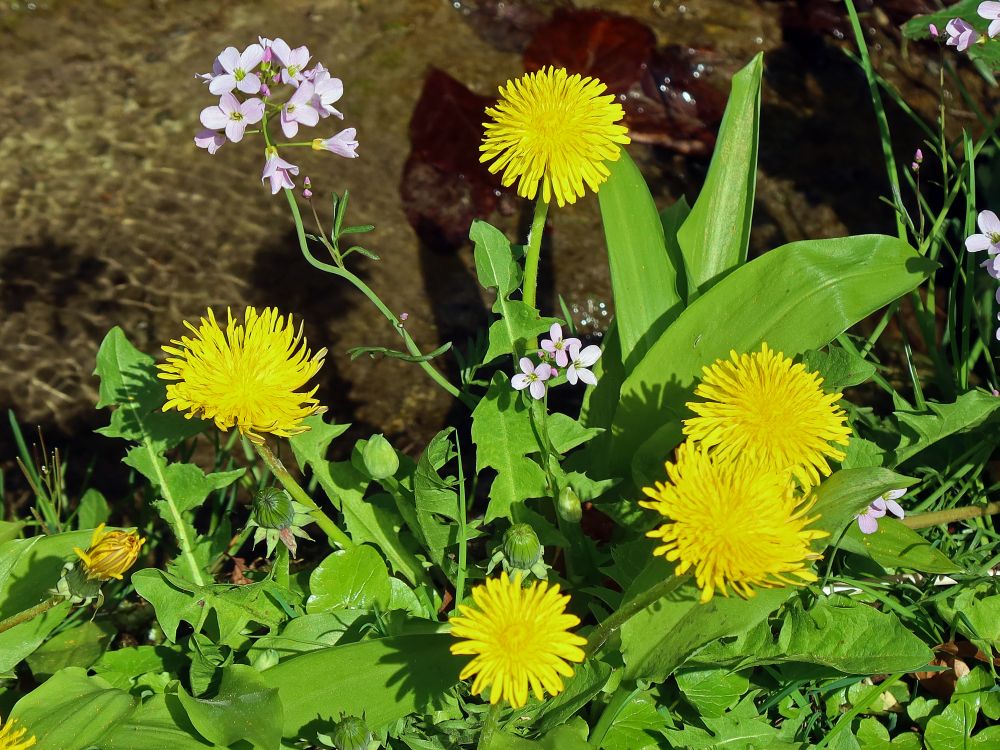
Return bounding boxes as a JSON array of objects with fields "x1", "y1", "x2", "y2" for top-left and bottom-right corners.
[
  {"x1": 511, "y1": 357, "x2": 553, "y2": 400},
  {"x1": 313, "y1": 128, "x2": 359, "y2": 158},
  {"x1": 195, "y1": 56, "x2": 224, "y2": 84},
  {"x1": 566, "y1": 341, "x2": 601, "y2": 386},
  {"x1": 200, "y1": 92, "x2": 264, "y2": 143},
  {"x1": 979, "y1": 2, "x2": 1000, "y2": 37},
  {"x1": 306, "y1": 63, "x2": 345, "y2": 119},
  {"x1": 965, "y1": 210, "x2": 1000, "y2": 254},
  {"x1": 262, "y1": 152, "x2": 299, "y2": 194},
  {"x1": 194, "y1": 128, "x2": 226, "y2": 155},
  {"x1": 946, "y1": 18, "x2": 978, "y2": 52},
  {"x1": 855, "y1": 502, "x2": 885, "y2": 534},
  {"x1": 208, "y1": 44, "x2": 264, "y2": 95},
  {"x1": 271, "y1": 38, "x2": 311, "y2": 85},
  {"x1": 540, "y1": 323, "x2": 581, "y2": 368},
  {"x1": 280, "y1": 82, "x2": 320, "y2": 138},
  {"x1": 302, "y1": 176, "x2": 313, "y2": 199},
  {"x1": 929, "y1": 23, "x2": 940, "y2": 37}
]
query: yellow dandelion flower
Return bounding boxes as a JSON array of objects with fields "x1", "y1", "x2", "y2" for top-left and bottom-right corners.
[
  {"x1": 158, "y1": 307, "x2": 326, "y2": 444},
  {"x1": 683, "y1": 343, "x2": 852, "y2": 489},
  {"x1": 0, "y1": 715, "x2": 36, "y2": 750},
  {"x1": 481, "y1": 66, "x2": 630, "y2": 208},
  {"x1": 449, "y1": 571, "x2": 586, "y2": 708},
  {"x1": 73, "y1": 524, "x2": 145, "y2": 581},
  {"x1": 640, "y1": 442, "x2": 827, "y2": 603}
]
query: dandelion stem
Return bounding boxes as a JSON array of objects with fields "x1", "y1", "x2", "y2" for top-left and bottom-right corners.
[
  {"x1": 254, "y1": 441, "x2": 354, "y2": 549},
  {"x1": 902, "y1": 501, "x2": 1000, "y2": 530},
  {"x1": 521, "y1": 197, "x2": 550, "y2": 311},
  {"x1": 476, "y1": 702, "x2": 504, "y2": 750},
  {"x1": 282, "y1": 188, "x2": 476, "y2": 409},
  {"x1": 585, "y1": 574, "x2": 688, "y2": 657},
  {"x1": 0, "y1": 596, "x2": 63, "y2": 635}
]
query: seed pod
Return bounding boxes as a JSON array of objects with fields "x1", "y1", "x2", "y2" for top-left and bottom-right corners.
[
  {"x1": 503, "y1": 523, "x2": 542, "y2": 570},
  {"x1": 362, "y1": 434, "x2": 399, "y2": 480},
  {"x1": 331, "y1": 715, "x2": 372, "y2": 750},
  {"x1": 557, "y1": 486, "x2": 583, "y2": 523},
  {"x1": 252, "y1": 487, "x2": 295, "y2": 530}
]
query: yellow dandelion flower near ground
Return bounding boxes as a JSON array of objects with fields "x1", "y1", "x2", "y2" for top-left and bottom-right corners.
[
  {"x1": 640, "y1": 441, "x2": 827, "y2": 603},
  {"x1": 683, "y1": 343, "x2": 852, "y2": 488},
  {"x1": 73, "y1": 524, "x2": 145, "y2": 581},
  {"x1": 481, "y1": 66, "x2": 630, "y2": 208},
  {"x1": 449, "y1": 571, "x2": 586, "y2": 708},
  {"x1": 0, "y1": 715, "x2": 36, "y2": 750},
  {"x1": 158, "y1": 307, "x2": 326, "y2": 444}
]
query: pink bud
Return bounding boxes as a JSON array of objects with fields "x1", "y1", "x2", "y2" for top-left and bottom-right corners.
[
  {"x1": 260, "y1": 83, "x2": 271, "y2": 97},
  {"x1": 399, "y1": 312, "x2": 409, "y2": 321},
  {"x1": 263, "y1": 47, "x2": 273, "y2": 63},
  {"x1": 929, "y1": 23, "x2": 939, "y2": 38},
  {"x1": 914, "y1": 148, "x2": 923, "y2": 162}
]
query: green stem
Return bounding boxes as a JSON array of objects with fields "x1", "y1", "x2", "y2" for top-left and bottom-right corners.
[
  {"x1": 282, "y1": 189, "x2": 475, "y2": 409},
  {"x1": 585, "y1": 574, "x2": 688, "y2": 657},
  {"x1": 476, "y1": 702, "x2": 503, "y2": 750},
  {"x1": 903, "y1": 501, "x2": 1000, "y2": 530},
  {"x1": 0, "y1": 596, "x2": 62, "y2": 635},
  {"x1": 521, "y1": 197, "x2": 550, "y2": 311},
  {"x1": 254, "y1": 441, "x2": 354, "y2": 549},
  {"x1": 455, "y1": 431, "x2": 469, "y2": 608},
  {"x1": 273, "y1": 543, "x2": 290, "y2": 588}
]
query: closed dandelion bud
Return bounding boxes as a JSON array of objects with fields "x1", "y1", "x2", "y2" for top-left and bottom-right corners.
[
  {"x1": 557, "y1": 486, "x2": 583, "y2": 523},
  {"x1": 362, "y1": 434, "x2": 398, "y2": 480},
  {"x1": 503, "y1": 523, "x2": 541, "y2": 570},
  {"x1": 252, "y1": 487, "x2": 295, "y2": 531},
  {"x1": 72, "y1": 524, "x2": 145, "y2": 582},
  {"x1": 331, "y1": 715, "x2": 372, "y2": 750}
]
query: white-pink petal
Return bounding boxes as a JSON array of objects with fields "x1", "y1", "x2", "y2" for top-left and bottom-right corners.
[
  {"x1": 979, "y1": 210, "x2": 1000, "y2": 235},
  {"x1": 200, "y1": 105, "x2": 229, "y2": 130},
  {"x1": 529, "y1": 380, "x2": 546, "y2": 400},
  {"x1": 535, "y1": 363, "x2": 553, "y2": 380},
  {"x1": 576, "y1": 345, "x2": 602, "y2": 367},
  {"x1": 980, "y1": 2, "x2": 1000, "y2": 21},
  {"x1": 236, "y1": 72, "x2": 262, "y2": 95},
  {"x1": 241, "y1": 98, "x2": 265, "y2": 123},
  {"x1": 209, "y1": 73, "x2": 237, "y2": 95},
  {"x1": 577, "y1": 368, "x2": 598, "y2": 386},
  {"x1": 240, "y1": 43, "x2": 264, "y2": 70},
  {"x1": 511, "y1": 374, "x2": 530, "y2": 390},
  {"x1": 518, "y1": 357, "x2": 534, "y2": 375},
  {"x1": 225, "y1": 119, "x2": 248, "y2": 143},
  {"x1": 966, "y1": 234, "x2": 992, "y2": 253},
  {"x1": 218, "y1": 46, "x2": 242, "y2": 73}
]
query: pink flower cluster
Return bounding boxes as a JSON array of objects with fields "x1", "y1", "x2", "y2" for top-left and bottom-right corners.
[
  {"x1": 938, "y1": 3, "x2": 1000, "y2": 53},
  {"x1": 965, "y1": 209, "x2": 1000, "y2": 339},
  {"x1": 194, "y1": 37, "x2": 359, "y2": 194},
  {"x1": 511, "y1": 324, "x2": 602, "y2": 400}
]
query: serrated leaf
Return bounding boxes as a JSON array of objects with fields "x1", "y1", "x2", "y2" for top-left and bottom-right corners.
[
  {"x1": 484, "y1": 301, "x2": 558, "y2": 364},
  {"x1": 472, "y1": 220, "x2": 520, "y2": 296},
  {"x1": 471, "y1": 375, "x2": 548, "y2": 522},
  {"x1": 889, "y1": 391, "x2": 1000, "y2": 467},
  {"x1": 802, "y1": 345, "x2": 877, "y2": 391},
  {"x1": 123, "y1": 450, "x2": 243, "y2": 515}
]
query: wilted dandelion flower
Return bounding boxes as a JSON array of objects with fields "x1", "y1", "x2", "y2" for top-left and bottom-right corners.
[
  {"x1": 73, "y1": 524, "x2": 145, "y2": 581},
  {"x1": 683, "y1": 343, "x2": 851, "y2": 489},
  {"x1": 158, "y1": 307, "x2": 326, "y2": 443},
  {"x1": 481, "y1": 66, "x2": 630, "y2": 207},
  {"x1": 641, "y1": 442, "x2": 827, "y2": 603},
  {"x1": 0, "y1": 716, "x2": 34, "y2": 750},
  {"x1": 449, "y1": 572, "x2": 586, "y2": 708}
]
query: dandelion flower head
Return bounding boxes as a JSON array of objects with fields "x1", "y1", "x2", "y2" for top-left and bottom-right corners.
[
  {"x1": 640, "y1": 441, "x2": 827, "y2": 603},
  {"x1": 158, "y1": 307, "x2": 326, "y2": 443},
  {"x1": 481, "y1": 66, "x2": 630, "y2": 208},
  {"x1": 449, "y1": 571, "x2": 586, "y2": 708},
  {"x1": 73, "y1": 524, "x2": 146, "y2": 581},
  {"x1": 0, "y1": 715, "x2": 35, "y2": 750},
  {"x1": 683, "y1": 343, "x2": 851, "y2": 488}
]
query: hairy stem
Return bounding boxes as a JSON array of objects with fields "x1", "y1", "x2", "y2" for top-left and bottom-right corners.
[
  {"x1": 521, "y1": 197, "x2": 550, "y2": 311},
  {"x1": 585, "y1": 574, "x2": 688, "y2": 657},
  {"x1": 476, "y1": 702, "x2": 504, "y2": 750},
  {"x1": 0, "y1": 596, "x2": 63, "y2": 635},
  {"x1": 903, "y1": 501, "x2": 1000, "y2": 530}
]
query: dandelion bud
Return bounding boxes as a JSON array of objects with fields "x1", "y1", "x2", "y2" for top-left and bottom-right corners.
[
  {"x1": 73, "y1": 524, "x2": 145, "y2": 582},
  {"x1": 503, "y1": 523, "x2": 542, "y2": 570},
  {"x1": 362, "y1": 434, "x2": 399, "y2": 480},
  {"x1": 331, "y1": 715, "x2": 372, "y2": 750},
  {"x1": 252, "y1": 487, "x2": 296, "y2": 530},
  {"x1": 557, "y1": 486, "x2": 583, "y2": 523}
]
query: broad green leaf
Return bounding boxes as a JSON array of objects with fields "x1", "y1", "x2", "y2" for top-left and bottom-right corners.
[
  {"x1": 247, "y1": 611, "x2": 366, "y2": 663},
  {"x1": 802, "y1": 345, "x2": 877, "y2": 391},
  {"x1": 177, "y1": 664, "x2": 282, "y2": 750},
  {"x1": 936, "y1": 588, "x2": 1000, "y2": 651},
  {"x1": 676, "y1": 54, "x2": 762, "y2": 298},
  {"x1": 263, "y1": 634, "x2": 459, "y2": 735},
  {"x1": 811, "y1": 467, "x2": 917, "y2": 537},
  {"x1": 925, "y1": 700, "x2": 1000, "y2": 749},
  {"x1": 889, "y1": 391, "x2": 1000, "y2": 467},
  {"x1": 25, "y1": 620, "x2": 112, "y2": 678},
  {"x1": 659, "y1": 196, "x2": 691, "y2": 296},
  {"x1": 472, "y1": 220, "x2": 520, "y2": 296},
  {"x1": 8, "y1": 667, "x2": 138, "y2": 749},
  {"x1": 620, "y1": 571, "x2": 790, "y2": 682},
  {"x1": 691, "y1": 595, "x2": 933, "y2": 674},
  {"x1": 599, "y1": 693, "x2": 670, "y2": 750},
  {"x1": 839, "y1": 518, "x2": 962, "y2": 574},
  {"x1": 307, "y1": 545, "x2": 392, "y2": 612},
  {"x1": 491, "y1": 717, "x2": 591, "y2": 750},
  {"x1": 609, "y1": 235, "x2": 935, "y2": 481},
  {"x1": 531, "y1": 659, "x2": 613, "y2": 733},
  {"x1": 92, "y1": 645, "x2": 187, "y2": 684},
  {"x1": 675, "y1": 667, "x2": 750, "y2": 718},
  {"x1": 77, "y1": 489, "x2": 111, "y2": 530},
  {"x1": 954, "y1": 667, "x2": 1000, "y2": 721},
  {"x1": 472, "y1": 375, "x2": 548, "y2": 522},
  {"x1": 132, "y1": 569, "x2": 285, "y2": 646},
  {"x1": 101, "y1": 694, "x2": 222, "y2": 749},
  {"x1": 661, "y1": 694, "x2": 793, "y2": 749},
  {"x1": 598, "y1": 149, "x2": 681, "y2": 364}
]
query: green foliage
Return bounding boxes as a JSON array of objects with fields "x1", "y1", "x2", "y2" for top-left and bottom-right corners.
[
  {"x1": 177, "y1": 665, "x2": 282, "y2": 750},
  {"x1": 307, "y1": 545, "x2": 393, "y2": 612}
]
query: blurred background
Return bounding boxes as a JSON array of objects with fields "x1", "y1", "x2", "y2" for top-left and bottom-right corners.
[{"x1": 0, "y1": 0, "x2": 966, "y2": 502}]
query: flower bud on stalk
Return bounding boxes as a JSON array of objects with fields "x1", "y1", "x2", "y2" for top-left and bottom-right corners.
[
  {"x1": 249, "y1": 486, "x2": 314, "y2": 557},
  {"x1": 330, "y1": 714, "x2": 372, "y2": 750},
  {"x1": 503, "y1": 523, "x2": 542, "y2": 570},
  {"x1": 557, "y1": 486, "x2": 583, "y2": 523},
  {"x1": 362, "y1": 434, "x2": 399, "y2": 480},
  {"x1": 55, "y1": 524, "x2": 145, "y2": 604}
]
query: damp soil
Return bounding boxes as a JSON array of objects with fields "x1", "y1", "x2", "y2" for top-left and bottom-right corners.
[{"x1": 0, "y1": 0, "x2": 981, "y2": 504}]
